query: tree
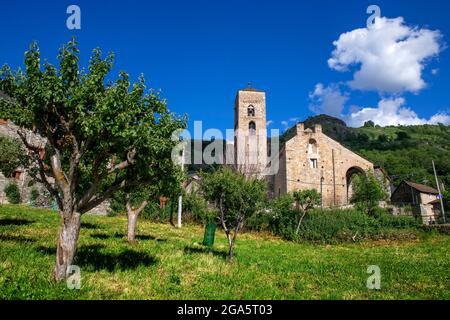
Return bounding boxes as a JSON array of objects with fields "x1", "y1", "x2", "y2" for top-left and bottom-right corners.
[
  {"x1": 443, "y1": 190, "x2": 450, "y2": 212},
  {"x1": 292, "y1": 189, "x2": 321, "y2": 234},
  {"x1": 350, "y1": 172, "x2": 386, "y2": 216},
  {"x1": 268, "y1": 194, "x2": 297, "y2": 239},
  {"x1": 200, "y1": 168, "x2": 267, "y2": 261},
  {"x1": 0, "y1": 39, "x2": 186, "y2": 281},
  {"x1": 124, "y1": 159, "x2": 183, "y2": 242},
  {"x1": 4, "y1": 182, "x2": 21, "y2": 204},
  {"x1": 363, "y1": 120, "x2": 375, "y2": 128},
  {"x1": 0, "y1": 135, "x2": 28, "y2": 177}
]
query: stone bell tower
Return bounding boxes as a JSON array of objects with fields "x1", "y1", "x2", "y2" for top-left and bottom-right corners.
[{"x1": 234, "y1": 87, "x2": 268, "y2": 176}]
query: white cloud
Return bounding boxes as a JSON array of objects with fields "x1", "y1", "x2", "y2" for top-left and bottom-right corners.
[
  {"x1": 345, "y1": 98, "x2": 450, "y2": 127},
  {"x1": 328, "y1": 17, "x2": 442, "y2": 93},
  {"x1": 266, "y1": 120, "x2": 274, "y2": 127},
  {"x1": 308, "y1": 83, "x2": 349, "y2": 117}
]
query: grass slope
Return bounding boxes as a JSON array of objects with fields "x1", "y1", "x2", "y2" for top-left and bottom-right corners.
[{"x1": 1, "y1": 205, "x2": 450, "y2": 300}]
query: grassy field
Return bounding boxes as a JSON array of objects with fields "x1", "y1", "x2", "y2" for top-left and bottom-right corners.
[{"x1": 1, "y1": 205, "x2": 449, "y2": 300}]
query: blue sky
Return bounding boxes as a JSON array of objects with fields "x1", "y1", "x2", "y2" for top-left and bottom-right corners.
[{"x1": 1, "y1": 0, "x2": 450, "y2": 135}]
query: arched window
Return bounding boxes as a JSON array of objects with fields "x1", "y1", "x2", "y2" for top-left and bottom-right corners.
[
  {"x1": 249, "y1": 121, "x2": 256, "y2": 135},
  {"x1": 308, "y1": 138, "x2": 318, "y2": 154},
  {"x1": 247, "y1": 105, "x2": 255, "y2": 117}
]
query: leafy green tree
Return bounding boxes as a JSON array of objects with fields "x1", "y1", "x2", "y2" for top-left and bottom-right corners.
[
  {"x1": 0, "y1": 135, "x2": 28, "y2": 177},
  {"x1": 292, "y1": 189, "x2": 321, "y2": 234},
  {"x1": 363, "y1": 120, "x2": 375, "y2": 128},
  {"x1": 377, "y1": 134, "x2": 389, "y2": 143},
  {"x1": 443, "y1": 190, "x2": 450, "y2": 212},
  {"x1": 350, "y1": 172, "x2": 387, "y2": 216},
  {"x1": 123, "y1": 159, "x2": 183, "y2": 242},
  {"x1": 396, "y1": 131, "x2": 410, "y2": 141},
  {"x1": 0, "y1": 39, "x2": 185, "y2": 280},
  {"x1": 4, "y1": 182, "x2": 21, "y2": 204},
  {"x1": 200, "y1": 168, "x2": 267, "y2": 261},
  {"x1": 182, "y1": 190, "x2": 210, "y2": 224},
  {"x1": 267, "y1": 194, "x2": 297, "y2": 239}
]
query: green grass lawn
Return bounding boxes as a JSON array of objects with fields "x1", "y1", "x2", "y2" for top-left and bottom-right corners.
[{"x1": 1, "y1": 205, "x2": 449, "y2": 300}]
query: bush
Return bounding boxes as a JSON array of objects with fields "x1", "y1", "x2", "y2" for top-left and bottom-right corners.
[
  {"x1": 350, "y1": 172, "x2": 387, "y2": 216},
  {"x1": 265, "y1": 202, "x2": 420, "y2": 243},
  {"x1": 266, "y1": 194, "x2": 297, "y2": 240},
  {"x1": 30, "y1": 188, "x2": 39, "y2": 203},
  {"x1": 295, "y1": 209, "x2": 420, "y2": 243},
  {"x1": 5, "y1": 182, "x2": 21, "y2": 204},
  {"x1": 182, "y1": 191, "x2": 212, "y2": 224}
]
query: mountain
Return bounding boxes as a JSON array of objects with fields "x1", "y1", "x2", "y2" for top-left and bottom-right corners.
[{"x1": 304, "y1": 115, "x2": 450, "y2": 188}]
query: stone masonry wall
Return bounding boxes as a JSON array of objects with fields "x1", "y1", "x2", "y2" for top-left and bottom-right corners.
[{"x1": 273, "y1": 123, "x2": 374, "y2": 207}]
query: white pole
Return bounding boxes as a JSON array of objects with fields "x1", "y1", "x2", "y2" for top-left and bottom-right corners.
[
  {"x1": 177, "y1": 144, "x2": 185, "y2": 228},
  {"x1": 177, "y1": 195, "x2": 182, "y2": 228},
  {"x1": 432, "y1": 160, "x2": 446, "y2": 224}
]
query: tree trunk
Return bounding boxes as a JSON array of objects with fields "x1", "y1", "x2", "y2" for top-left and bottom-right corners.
[
  {"x1": 226, "y1": 235, "x2": 234, "y2": 262},
  {"x1": 54, "y1": 211, "x2": 81, "y2": 281},
  {"x1": 127, "y1": 211, "x2": 139, "y2": 242},
  {"x1": 295, "y1": 211, "x2": 307, "y2": 235},
  {"x1": 126, "y1": 200, "x2": 148, "y2": 243}
]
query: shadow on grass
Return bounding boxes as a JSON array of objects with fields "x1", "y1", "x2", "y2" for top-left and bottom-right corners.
[
  {"x1": 36, "y1": 245, "x2": 56, "y2": 255},
  {"x1": 0, "y1": 218, "x2": 35, "y2": 226},
  {"x1": 0, "y1": 234, "x2": 36, "y2": 243},
  {"x1": 81, "y1": 222, "x2": 102, "y2": 230},
  {"x1": 75, "y1": 244, "x2": 158, "y2": 272},
  {"x1": 90, "y1": 232, "x2": 167, "y2": 242},
  {"x1": 36, "y1": 244, "x2": 158, "y2": 272},
  {"x1": 183, "y1": 245, "x2": 229, "y2": 259}
]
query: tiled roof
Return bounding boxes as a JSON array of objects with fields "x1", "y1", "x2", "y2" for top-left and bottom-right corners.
[{"x1": 404, "y1": 181, "x2": 439, "y2": 194}]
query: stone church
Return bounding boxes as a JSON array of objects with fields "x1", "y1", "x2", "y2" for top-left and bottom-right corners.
[{"x1": 233, "y1": 87, "x2": 374, "y2": 207}]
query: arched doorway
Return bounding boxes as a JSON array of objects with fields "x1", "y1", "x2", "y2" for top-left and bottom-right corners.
[{"x1": 346, "y1": 167, "x2": 365, "y2": 204}]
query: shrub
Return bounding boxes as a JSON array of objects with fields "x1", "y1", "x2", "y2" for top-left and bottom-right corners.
[
  {"x1": 200, "y1": 167, "x2": 267, "y2": 261},
  {"x1": 142, "y1": 200, "x2": 167, "y2": 221},
  {"x1": 30, "y1": 188, "x2": 39, "y2": 203},
  {"x1": 265, "y1": 202, "x2": 420, "y2": 243},
  {"x1": 5, "y1": 182, "x2": 21, "y2": 204},
  {"x1": 295, "y1": 209, "x2": 419, "y2": 243},
  {"x1": 266, "y1": 194, "x2": 297, "y2": 240},
  {"x1": 350, "y1": 172, "x2": 387, "y2": 216},
  {"x1": 182, "y1": 191, "x2": 211, "y2": 224}
]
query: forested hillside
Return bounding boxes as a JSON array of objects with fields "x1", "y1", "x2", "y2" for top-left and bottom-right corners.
[{"x1": 303, "y1": 115, "x2": 450, "y2": 188}]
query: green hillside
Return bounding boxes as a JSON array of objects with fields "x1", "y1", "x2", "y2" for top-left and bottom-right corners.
[{"x1": 303, "y1": 115, "x2": 450, "y2": 188}]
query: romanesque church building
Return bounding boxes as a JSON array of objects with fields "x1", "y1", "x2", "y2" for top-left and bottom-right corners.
[{"x1": 233, "y1": 87, "x2": 374, "y2": 207}]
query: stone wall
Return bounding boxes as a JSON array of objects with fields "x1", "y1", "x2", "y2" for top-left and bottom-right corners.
[
  {"x1": 234, "y1": 89, "x2": 268, "y2": 177},
  {"x1": 273, "y1": 123, "x2": 374, "y2": 207},
  {"x1": 1, "y1": 120, "x2": 109, "y2": 214}
]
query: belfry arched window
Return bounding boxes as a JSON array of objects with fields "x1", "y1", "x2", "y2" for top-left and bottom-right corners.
[
  {"x1": 308, "y1": 138, "x2": 318, "y2": 154},
  {"x1": 247, "y1": 105, "x2": 255, "y2": 117},
  {"x1": 249, "y1": 121, "x2": 256, "y2": 135}
]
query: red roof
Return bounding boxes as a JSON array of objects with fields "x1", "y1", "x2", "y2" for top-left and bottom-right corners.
[{"x1": 404, "y1": 181, "x2": 439, "y2": 194}]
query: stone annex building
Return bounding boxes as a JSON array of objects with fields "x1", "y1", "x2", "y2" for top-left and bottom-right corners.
[{"x1": 234, "y1": 87, "x2": 374, "y2": 207}]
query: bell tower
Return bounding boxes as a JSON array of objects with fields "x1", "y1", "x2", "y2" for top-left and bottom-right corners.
[{"x1": 234, "y1": 87, "x2": 268, "y2": 176}]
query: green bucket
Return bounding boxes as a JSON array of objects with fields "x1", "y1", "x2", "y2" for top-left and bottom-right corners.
[{"x1": 202, "y1": 223, "x2": 217, "y2": 247}]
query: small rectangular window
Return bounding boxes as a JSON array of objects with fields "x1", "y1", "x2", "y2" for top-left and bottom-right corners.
[{"x1": 310, "y1": 159, "x2": 318, "y2": 169}]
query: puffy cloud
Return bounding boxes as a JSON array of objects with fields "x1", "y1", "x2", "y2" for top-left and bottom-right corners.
[
  {"x1": 328, "y1": 17, "x2": 442, "y2": 93},
  {"x1": 345, "y1": 98, "x2": 450, "y2": 127},
  {"x1": 308, "y1": 83, "x2": 349, "y2": 117}
]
